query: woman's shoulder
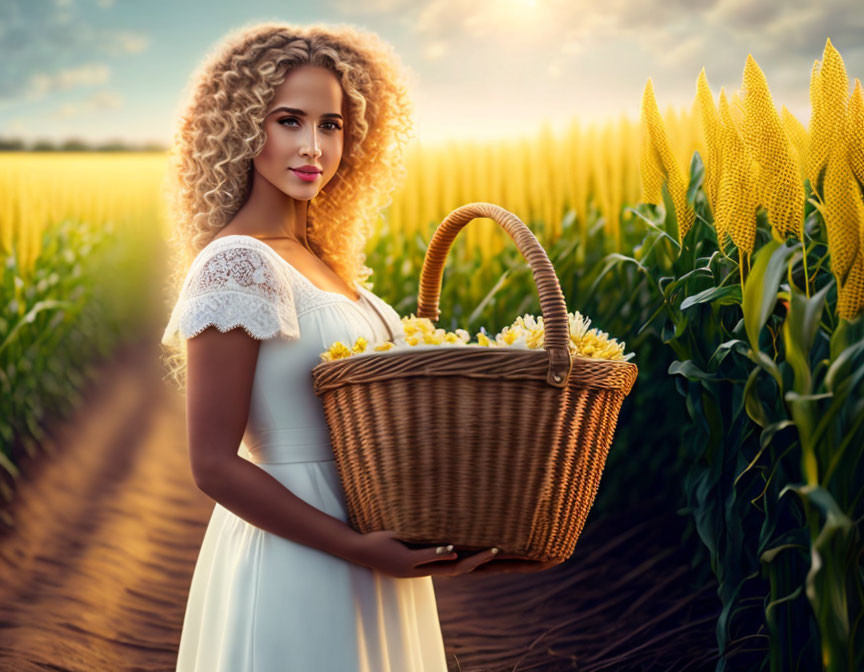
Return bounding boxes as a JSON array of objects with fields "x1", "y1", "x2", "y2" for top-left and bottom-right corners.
[
  {"x1": 194, "y1": 232, "x2": 276, "y2": 265},
  {"x1": 161, "y1": 235, "x2": 300, "y2": 347},
  {"x1": 187, "y1": 234, "x2": 291, "y2": 295}
]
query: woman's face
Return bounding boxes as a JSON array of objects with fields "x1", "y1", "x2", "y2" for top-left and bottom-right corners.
[{"x1": 254, "y1": 64, "x2": 345, "y2": 200}]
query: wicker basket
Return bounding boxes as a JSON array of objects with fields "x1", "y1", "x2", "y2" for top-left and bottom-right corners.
[{"x1": 311, "y1": 203, "x2": 638, "y2": 573}]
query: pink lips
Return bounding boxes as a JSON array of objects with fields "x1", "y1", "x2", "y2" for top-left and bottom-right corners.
[{"x1": 290, "y1": 168, "x2": 321, "y2": 183}]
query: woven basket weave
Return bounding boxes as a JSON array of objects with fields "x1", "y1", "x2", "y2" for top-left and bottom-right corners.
[{"x1": 311, "y1": 203, "x2": 638, "y2": 573}]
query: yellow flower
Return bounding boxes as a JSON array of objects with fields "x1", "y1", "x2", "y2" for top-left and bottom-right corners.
[
  {"x1": 320, "y1": 341, "x2": 353, "y2": 362},
  {"x1": 453, "y1": 328, "x2": 471, "y2": 344},
  {"x1": 514, "y1": 313, "x2": 543, "y2": 331},
  {"x1": 476, "y1": 332, "x2": 495, "y2": 347},
  {"x1": 422, "y1": 329, "x2": 446, "y2": 345},
  {"x1": 402, "y1": 315, "x2": 436, "y2": 337},
  {"x1": 495, "y1": 325, "x2": 527, "y2": 347},
  {"x1": 568, "y1": 310, "x2": 592, "y2": 341},
  {"x1": 573, "y1": 328, "x2": 627, "y2": 361},
  {"x1": 502, "y1": 309, "x2": 631, "y2": 360},
  {"x1": 320, "y1": 310, "x2": 632, "y2": 363},
  {"x1": 525, "y1": 328, "x2": 544, "y2": 349}
]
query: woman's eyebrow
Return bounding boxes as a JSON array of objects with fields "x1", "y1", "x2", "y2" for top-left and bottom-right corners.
[{"x1": 267, "y1": 106, "x2": 343, "y2": 120}]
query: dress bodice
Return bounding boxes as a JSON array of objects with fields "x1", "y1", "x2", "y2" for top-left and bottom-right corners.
[{"x1": 161, "y1": 234, "x2": 406, "y2": 465}]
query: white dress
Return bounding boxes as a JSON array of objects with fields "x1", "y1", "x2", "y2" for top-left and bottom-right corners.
[{"x1": 161, "y1": 234, "x2": 449, "y2": 672}]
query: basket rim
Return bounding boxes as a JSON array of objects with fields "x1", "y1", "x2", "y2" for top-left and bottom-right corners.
[
  {"x1": 315, "y1": 342, "x2": 636, "y2": 365},
  {"x1": 311, "y1": 344, "x2": 638, "y2": 395}
]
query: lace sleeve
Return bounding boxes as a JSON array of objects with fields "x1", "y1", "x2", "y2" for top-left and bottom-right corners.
[{"x1": 161, "y1": 245, "x2": 300, "y2": 347}]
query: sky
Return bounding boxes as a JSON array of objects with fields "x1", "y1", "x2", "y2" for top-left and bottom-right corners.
[{"x1": 1, "y1": 0, "x2": 863, "y2": 146}]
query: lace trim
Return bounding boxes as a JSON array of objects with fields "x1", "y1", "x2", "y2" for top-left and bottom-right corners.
[
  {"x1": 161, "y1": 244, "x2": 300, "y2": 346},
  {"x1": 218, "y1": 235, "x2": 373, "y2": 316},
  {"x1": 161, "y1": 236, "x2": 409, "y2": 346}
]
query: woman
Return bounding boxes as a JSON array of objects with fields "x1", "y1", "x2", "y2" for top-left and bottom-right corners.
[{"x1": 159, "y1": 21, "x2": 500, "y2": 671}]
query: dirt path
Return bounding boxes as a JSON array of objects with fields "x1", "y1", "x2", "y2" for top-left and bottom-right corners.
[{"x1": 0, "y1": 331, "x2": 723, "y2": 671}]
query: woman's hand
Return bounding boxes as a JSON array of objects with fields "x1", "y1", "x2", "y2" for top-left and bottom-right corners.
[{"x1": 348, "y1": 529, "x2": 501, "y2": 578}]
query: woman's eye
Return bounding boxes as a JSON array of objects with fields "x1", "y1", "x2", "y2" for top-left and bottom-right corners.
[{"x1": 278, "y1": 117, "x2": 342, "y2": 131}]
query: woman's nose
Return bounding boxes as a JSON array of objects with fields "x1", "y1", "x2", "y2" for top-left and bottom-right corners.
[{"x1": 301, "y1": 130, "x2": 322, "y2": 158}]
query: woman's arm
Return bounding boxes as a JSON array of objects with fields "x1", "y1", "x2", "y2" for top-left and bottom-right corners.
[{"x1": 185, "y1": 325, "x2": 363, "y2": 563}]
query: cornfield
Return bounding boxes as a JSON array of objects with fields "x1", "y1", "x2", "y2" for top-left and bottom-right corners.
[{"x1": 1, "y1": 36, "x2": 861, "y2": 672}]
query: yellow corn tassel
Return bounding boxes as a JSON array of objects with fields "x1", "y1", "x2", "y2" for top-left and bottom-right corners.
[
  {"x1": 621, "y1": 116, "x2": 641, "y2": 212},
  {"x1": 729, "y1": 91, "x2": 745, "y2": 130},
  {"x1": 639, "y1": 78, "x2": 696, "y2": 240},
  {"x1": 808, "y1": 38, "x2": 849, "y2": 197},
  {"x1": 594, "y1": 122, "x2": 623, "y2": 248},
  {"x1": 740, "y1": 54, "x2": 805, "y2": 241},
  {"x1": 696, "y1": 68, "x2": 723, "y2": 219},
  {"x1": 846, "y1": 79, "x2": 864, "y2": 208},
  {"x1": 781, "y1": 105, "x2": 809, "y2": 184},
  {"x1": 714, "y1": 88, "x2": 758, "y2": 256},
  {"x1": 837, "y1": 250, "x2": 864, "y2": 320},
  {"x1": 640, "y1": 107, "x2": 665, "y2": 206},
  {"x1": 593, "y1": 124, "x2": 611, "y2": 238},
  {"x1": 823, "y1": 138, "x2": 862, "y2": 291},
  {"x1": 609, "y1": 117, "x2": 625, "y2": 250},
  {"x1": 572, "y1": 121, "x2": 591, "y2": 248}
]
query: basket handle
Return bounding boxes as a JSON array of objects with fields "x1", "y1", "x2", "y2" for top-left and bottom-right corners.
[{"x1": 416, "y1": 202, "x2": 572, "y2": 388}]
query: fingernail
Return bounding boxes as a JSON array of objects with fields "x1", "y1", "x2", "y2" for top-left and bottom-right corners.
[{"x1": 491, "y1": 547, "x2": 499, "y2": 554}]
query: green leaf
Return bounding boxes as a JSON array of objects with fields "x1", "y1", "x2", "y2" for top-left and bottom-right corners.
[
  {"x1": 467, "y1": 267, "x2": 511, "y2": 325},
  {"x1": 829, "y1": 313, "x2": 864, "y2": 362},
  {"x1": 660, "y1": 180, "x2": 681, "y2": 248},
  {"x1": 760, "y1": 543, "x2": 807, "y2": 564},
  {"x1": 743, "y1": 366, "x2": 769, "y2": 427},
  {"x1": 779, "y1": 484, "x2": 856, "y2": 669},
  {"x1": 707, "y1": 338, "x2": 750, "y2": 369},
  {"x1": 680, "y1": 285, "x2": 742, "y2": 310},
  {"x1": 824, "y1": 336, "x2": 864, "y2": 392},
  {"x1": 668, "y1": 359, "x2": 718, "y2": 381},
  {"x1": 821, "y1": 402, "x2": 864, "y2": 487},
  {"x1": 782, "y1": 281, "x2": 831, "y2": 396},
  {"x1": 0, "y1": 450, "x2": 20, "y2": 480},
  {"x1": 686, "y1": 150, "x2": 705, "y2": 206},
  {"x1": 625, "y1": 204, "x2": 681, "y2": 251},
  {"x1": 660, "y1": 266, "x2": 714, "y2": 300},
  {"x1": 742, "y1": 240, "x2": 794, "y2": 354},
  {"x1": 0, "y1": 299, "x2": 74, "y2": 356}
]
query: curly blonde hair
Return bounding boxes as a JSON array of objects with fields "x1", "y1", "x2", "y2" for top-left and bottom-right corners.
[{"x1": 160, "y1": 21, "x2": 416, "y2": 389}]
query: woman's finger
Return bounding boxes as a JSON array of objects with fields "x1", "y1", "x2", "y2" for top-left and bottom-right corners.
[
  {"x1": 413, "y1": 544, "x2": 456, "y2": 567},
  {"x1": 456, "y1": 548, "x2": 499, "y2": 573}
]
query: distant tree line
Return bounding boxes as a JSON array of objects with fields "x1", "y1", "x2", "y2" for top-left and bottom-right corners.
[{"x1": 0, "y1": 136, "x2": 167, "y2": 152}]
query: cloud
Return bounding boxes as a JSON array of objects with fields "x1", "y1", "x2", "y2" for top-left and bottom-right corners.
[
  {"x1": 422, "y1": 40, "x2": 448, "y2": 61},
  {"x1": 108, "y1": 31, "x2": 150, "y2": 54},
  {"x1": 710, "y1": 0, "x2": 793, "y2": 27},
  {"x1": 53, "y1": 90, "x2": 123, "y2": 119},
  {"x1": 331, "y1": 0, "x2": 414, "y2": 13},
  {"x1": 28, "y1": 63, "x2": 111, "y2": 98},
  {"x1": 0, "y1": 0, "x2": 148, "y2": 101},
  {"x1": 332, "y1": 0, "x2": 862, "y2": 72},
  {"x1": 656, "y1": 35, "x2": 705, "y2": 68}
]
